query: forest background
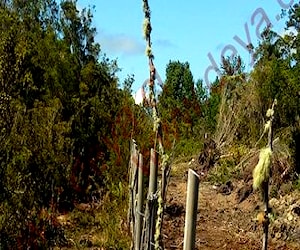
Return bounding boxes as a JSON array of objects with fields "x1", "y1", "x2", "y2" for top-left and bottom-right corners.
[{"x1": 0, "y1": 0, "x2": 299, "y2": 248}]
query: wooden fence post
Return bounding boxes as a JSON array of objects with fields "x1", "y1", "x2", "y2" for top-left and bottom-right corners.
[
  {"x1": 183, "y1": 169, "x2": 200, "y2": 250},
  {"x1": 135, "y1": 153, "x2": 144, "y2": 250},
  {"x1": 262, "y1": 181, "x2": 269, "y2": 250},
  {"x1": 148, "y1": 148, "x2": 158, "y2": 249},
  {"x1": 262, "y1": 100, "x2": 275, "y2": 250},
  {"x1": 128, "y1": 140, "x2": 139, "y2": 250}
]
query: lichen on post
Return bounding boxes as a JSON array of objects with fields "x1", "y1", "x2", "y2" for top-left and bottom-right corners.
[
  {"x1": 141, "y1": 0, "x2": 171, "y2": 249},
  {"x1": 252, "y1": 99, "x2": 276, "y2": 250}
]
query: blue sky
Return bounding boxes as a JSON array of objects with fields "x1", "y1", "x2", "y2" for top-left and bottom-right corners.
[{"x1": 78, "y1": 0, "x2": 294, "y2": 92}]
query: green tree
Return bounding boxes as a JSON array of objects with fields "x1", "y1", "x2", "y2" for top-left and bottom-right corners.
[
  {"x1": 252, "y1": 25, "x2": 299, "y2": 128},
  {"x1": 195, "y1": 79, "x2": 208, "y2": 104},
  {"x1": 203, "y1": 77, "x2": 221, "y2": 132},
  {"x1": 159, "y1": 61, "x2": 201, "y2": 139},
  {"x1": 0, "y1": 0, "x2": 128, "y2": 247}
]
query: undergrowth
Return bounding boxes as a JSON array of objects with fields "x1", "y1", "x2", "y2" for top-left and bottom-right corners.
[
  {"x1": 207, "y1": 158, "x2": 240, "y2": 185},
  {"x1": 173, "y1": 137, "x2": 203, "y2": 162},
  {"x1": 60, "y1": 182, "x2": 130, "y2": 249}
]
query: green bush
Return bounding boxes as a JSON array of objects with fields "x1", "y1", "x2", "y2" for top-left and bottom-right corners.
[
  {"x1": 207, "y1": 158, "x2": 239, "y2": 185},
  {"x1": 173, "y1": 138, "x2": 203, "y2": 161}
]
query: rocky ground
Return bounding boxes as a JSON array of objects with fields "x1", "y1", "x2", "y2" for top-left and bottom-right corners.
[{"x1": 162, "y1": 174, "x2": 300, "y2": 250}]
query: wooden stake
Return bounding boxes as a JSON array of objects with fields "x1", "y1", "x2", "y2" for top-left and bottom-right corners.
[
  {"x1": 135, "y1": 153, "x2": 144, "y2": 250},
  {"x1": 128, "y1": 140, "x2": 138, "y2": 250},
  {"x1": 148, "y1": 148, "x2": 158, "y2": 249},
  {"x1": 262, "y1": 99, "x2": 275, "y2": 250},
  {"x1": 184, "y1": 169, "x2": 200, "y2": 250},
  {"x1": 262, "y1": 181, "x2": 269, "y2": 250}
]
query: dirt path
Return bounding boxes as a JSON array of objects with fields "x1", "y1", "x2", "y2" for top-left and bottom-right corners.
[{"x1": 162, "y1": 176, "x2": 299, "y2": 250}]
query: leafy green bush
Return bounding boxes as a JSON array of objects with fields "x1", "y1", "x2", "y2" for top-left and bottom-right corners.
[{"x1": 207, "y1": 158, "x2": 239, "y2": 185}]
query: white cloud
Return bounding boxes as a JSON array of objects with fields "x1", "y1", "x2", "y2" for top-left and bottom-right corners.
[{"x1": 98, "y1": 32, "x2": 144, "y2": 56}]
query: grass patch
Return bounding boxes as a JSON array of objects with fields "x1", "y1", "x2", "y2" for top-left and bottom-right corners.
[
  {"x1": 59, "y1": 183, "x2": 130, "y2": 249},
  {"x1": 171, "y1": 162, "x2": 190, "y2": 178}
]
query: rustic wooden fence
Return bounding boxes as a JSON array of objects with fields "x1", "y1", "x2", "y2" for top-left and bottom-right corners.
[{"x1": 128, "y1": 139, "x2": 200, "y2": 250}]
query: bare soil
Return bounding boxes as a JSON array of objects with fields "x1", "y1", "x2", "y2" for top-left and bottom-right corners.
[{"x1": 162, "y1": 176, "x2": 300, "y2": 250}]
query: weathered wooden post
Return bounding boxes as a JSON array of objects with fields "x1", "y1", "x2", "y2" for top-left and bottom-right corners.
[
  {"x1": 128, "y1": 140, "x2": 139, "y2": 250},
  {"x1": 262, "y1": 180, "x2": 270, "y2": 250},
  {"x1": 252, "y1": 100, "x2": 276, "y2": 250},
  {"x1": 183, "y1": 169, "x2": 200, "y2": 250},
  {"x1": 140, "y1": 0, "x2": 171, "y2": 248},
  {"x1": 135, "y1": 153, "x2": 144, "y2": 250},
  {"x1": 148, "y1": 148, "x2": 158, "y2": 249},
  {"x1": 262, "y1": 100, "x2": 275, "y2": 250}
]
